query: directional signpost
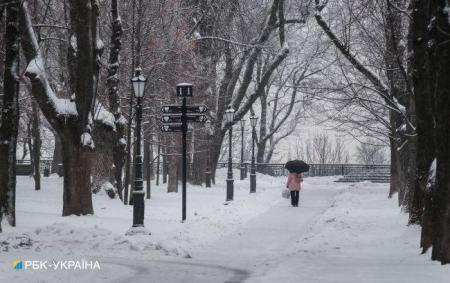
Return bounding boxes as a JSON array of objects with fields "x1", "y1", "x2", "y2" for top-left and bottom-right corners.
[{"x1": 160, "y1": 83, "x2": 207, "y2": 222}]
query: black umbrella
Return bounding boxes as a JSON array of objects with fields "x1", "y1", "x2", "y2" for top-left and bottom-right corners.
[{"x1": 285, "y1": 160, "x2": 310, "y2": 173}]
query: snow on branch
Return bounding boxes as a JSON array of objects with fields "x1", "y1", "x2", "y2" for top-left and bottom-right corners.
[
  {"x1": 81, "y1": 132, "x2": 95, "y2": 149},
  {"x1": 25, "y1": 56, "x2": 77, "y2": 116},
  {"x1": 21, "y1": 2, "x2": 77, "y2": 130},
  {"x1": 93, "y1": 100, "x2": 116, "y2": 130},
  {"x1": 22, "y1": 2, "x2": 117, "y2": 131}
]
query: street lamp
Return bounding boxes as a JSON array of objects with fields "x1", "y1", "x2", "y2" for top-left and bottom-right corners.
[
  {"x1": 239, "y1": 120, "x2": 246, "y2": 180},
  {"x1": 249, "y1": 114, "x2": 258, "y2": 193},
  {"x1": 127, "y1": 67, "x2": 149, "y2": 235},
  {"x1": 224, "y1": 106, "x2": 235, "y2": 201}
]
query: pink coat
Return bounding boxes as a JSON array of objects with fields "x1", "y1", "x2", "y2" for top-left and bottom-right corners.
[{"x1": 286, "y1": 172, "x2": 303, "y2": 191}]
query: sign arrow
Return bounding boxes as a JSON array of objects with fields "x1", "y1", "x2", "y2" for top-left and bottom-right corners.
[
  {"x1": 160, "y1": 123, "x2": 183, "y2": 132},
  {"x1": 186, "y1": 114, "x2": 207, "y2": 122},
  {"x1": 161, "y1": 105, "x2": 208, "y2": 114},
  {"x1": 161, "y1": 114, "x2": 207, "y2": 123},
  {"x1": 161, "y1": 115, "x2": 179, "y2": 123}
]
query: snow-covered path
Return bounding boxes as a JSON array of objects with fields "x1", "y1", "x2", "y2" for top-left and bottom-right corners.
[{"x1": 192, "y1": 186, "x2": 340, "y2": 276}]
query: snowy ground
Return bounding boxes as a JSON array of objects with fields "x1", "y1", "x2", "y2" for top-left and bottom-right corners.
[{"x1": 1, "y1": 170, "x2": 449, "y2": 282}]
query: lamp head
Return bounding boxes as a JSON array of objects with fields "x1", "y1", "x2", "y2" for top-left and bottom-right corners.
[
  {"x1": 250, "y1": 114, "x2": 258, "y2": 128},
  {"x1": 131, "y1": 67, "x2": 146, "y2": 98},
  {"x1": 224, "y1": 105, "x2": 235, "y2": 123}
]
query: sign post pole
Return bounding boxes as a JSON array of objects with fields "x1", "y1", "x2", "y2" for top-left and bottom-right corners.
[{"x1": 181, "y1": 96, "x2": 187, "y2": 222}]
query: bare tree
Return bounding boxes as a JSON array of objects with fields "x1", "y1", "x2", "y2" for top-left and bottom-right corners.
[
  {"x1": 297, "y1": 133, "x2": 350, "y2": 164},
  {"x1": 313, "y1": 0, "x2": 414, "y2": 204},
  {"x1": 356, "y1": 141, "x2": 387, "y2": 165}
]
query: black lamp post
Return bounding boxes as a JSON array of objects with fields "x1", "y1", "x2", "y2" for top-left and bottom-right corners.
[
  {"x1": 239, "y1": 120, "x2": 246, "y2": 180},
  {"x1": 250, "y1": 114, "x2": 258, "y2": 193},
  {"x1": 128, "y1": 67, "x2": 148, "y2": 233},
  {"x1": 224, "y1": 106, "x2": 235, "y2": 201}
]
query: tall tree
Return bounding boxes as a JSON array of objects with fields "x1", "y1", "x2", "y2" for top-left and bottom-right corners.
[
  {"x1": 0, "y1": 0, "x2": 20, "y2": 231},
  {"x1": 412, "y1": 0, "x2": 450, "y2": 264},
  {"x1": 21, "y1": 0, "x2": 112, "y2": 215},
  {"x1": 107, "y1": 0, "x2": 125, "y2": 200}
]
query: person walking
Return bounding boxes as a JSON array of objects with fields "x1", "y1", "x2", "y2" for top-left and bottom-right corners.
[{"x1": 286, "y1": 172, "x2": 303, "y2": 206}]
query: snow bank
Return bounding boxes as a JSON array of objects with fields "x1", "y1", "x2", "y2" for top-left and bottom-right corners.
[{"x1": 1, "y1": 169, "x2": 284, "y2": 262}]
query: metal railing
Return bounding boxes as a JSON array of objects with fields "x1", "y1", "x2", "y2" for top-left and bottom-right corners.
[
  {"x1": 16, "y1": 159, "x2": 53, "y2": 176},
  {"x1": 217, "y1": 162, "x2": 390, "y2": 178},
  {"x1": 16, "y1": 159, "x2": 390, "y2": 178}
]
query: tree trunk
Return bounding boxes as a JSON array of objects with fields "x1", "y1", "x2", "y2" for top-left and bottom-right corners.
[
  {"x1": 209, "y1": 130, "x2": 226, "y2": 183},
  {"x1": 156, "y1": 134, "x2": 161, "y2": 185},
  {"x1": 429, "y1": 0, "x2": 450, "y2": 263},
  {"x1": 107, "y1": 0, "x2": 125, "y2": 199},
  {"x1": 388, "y1": 114, "x2": 401, "y2": 198},
  {"x1": 167, "y1": 136, "x2": 180, "y2": 192},
  {"x1": 410, "y1": 0, "x2": 450, "y2": 263},
  {"x1": 61, "y1": 133, "x2": 94, "y2": 216},
  {"x1": 256, "y1": 90, "x2": 268, "y2": 165},
  {"x1": 149, "y1": 137, "x2": 154, "y2": 180},
  {"x1": 31, "y1": 100, "x2": 41, "y2": 190},
  {"x1": 188, "y1": 0, "x2": 215, "y2": 186},
  {"x1": 0, "y1": 2, "x2": 20, "y2": 231},
  {"x1": 383, "y1": 0, "x2": 412, "y2": 204},
  {"x1": 190, "y1": 131, "x2": 207, "y2": 185},
  {"x1": 409, "y1": 0, "x2": 433, "y2": 226},
  {"x1": 21, "y1": 136, "x2": 28, "y2": 160},
  {"x1": 162, "y1": 138, "x2": 167, "y2": 184},
  {"x1": 144, "y1": 136, "x2": 151, "y2": 198},
  {"x1": 51, "y1": 132, "x2": 63, "y2": 175},
  {"x1": 91, "y1": 125, "x2": 114, "y2": 194}
]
